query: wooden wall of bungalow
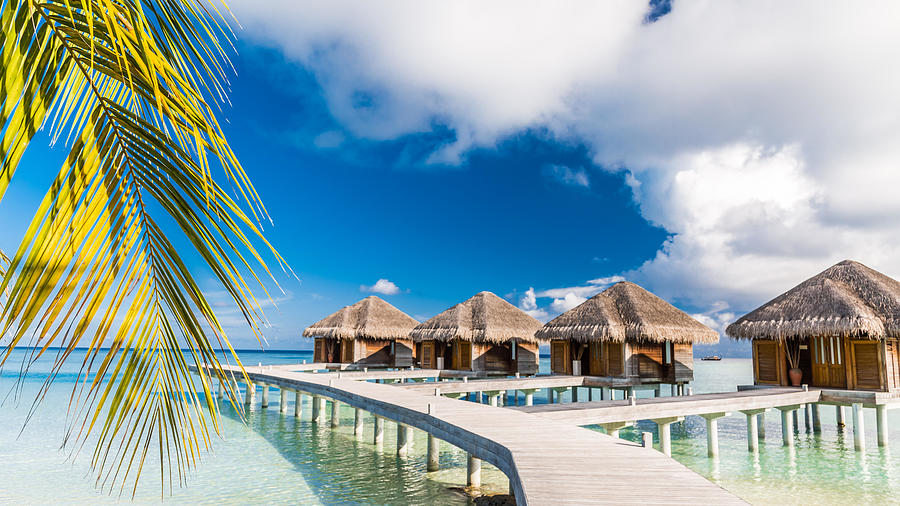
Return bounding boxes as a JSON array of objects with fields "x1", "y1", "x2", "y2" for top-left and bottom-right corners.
[
  {"x1": 416, "y1": 339, "x2": 539, "y2": 375},
  {"x1": 751, "y1": 336, "x2": 900, "y2": 392},
  {"x1": 549, "y1": 339, "x2": 693, "y2": 384},
  {"x1": 313, "y1": 337, "x2": 416, "y2": 367}
]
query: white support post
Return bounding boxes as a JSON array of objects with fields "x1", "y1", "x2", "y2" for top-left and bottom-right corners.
[
  {"x1": 877, "y1": 404, "x2": 889, "y2": 447},
  {"x1": 311, "y1": 395, "x2": 323, "y2": 424},
  {"x1": 523, "y1": 389, "x2": 536, "y2": 406},
  {"x1": 853, "y1": 403, "x2": 865, "y2": 451},
  {"x1": 427, "y1": 433, "x2": 440, "y2": 472},
  {"x1": 294, "y1": 391, "x2": 303, "y2": 417},
  {"x1": 740, "y1": 408, "x2": 769, "y2": 453},
  {"x1": 217, "y1": 379, "x2": 224, "y2": 400},
  {"x1": 260, "y1": 383, "x2": 269, "y2": 409},
  {"x1": 354, "y1": 408, "x2": 364, "y2": 438},
  {"x1": 373, "y1": 416, "x2": 384, "y2": 446},
  {"x1": 700, "y1": 412, "x2": 729, "y2": 458},
  {"x1": 467, "y1": 454, "x2": 482, "y2": 488},
  {"x1": 279, "y1": 388, "x2": 289, "y2": 414},
  {"x1": 778, "y1": 405, "x2": 801, "y2": 447},
  {"x1": 331, "y1": 400, "x2": 341, "y2": 428},
  {"x1": 811, "y1": 403, "x2": 821, "y2": 433},
  {"x1": 651, "y1": 416, "x2": 683, "y2": 457},
  {"x1": 758, "y1": 412, "x2": 766, "y2": 438},
  {"x1": 244, "y1": 381, "x2": 255, "y2": 407},
  {"x1": 397, "y1": 424, "x2": 412, "y2": 456},
  {"x1": 600, "y1": 421, "x2": 633, "y2": 438},
  {"x1": 486, "y1": 391, "x2": 501, "y2": 407},
  {"x1": 836, "y1": 405, "x2": 846, "y2": 427}
]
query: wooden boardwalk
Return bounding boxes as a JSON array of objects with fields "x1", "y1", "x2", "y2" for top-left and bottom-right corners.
[
  {"x1": 512, "y1": 388, "x2": 821, "y2": 425},
  {"x1": 197, "y1": 364, "x2": 744, "y2": 505}
]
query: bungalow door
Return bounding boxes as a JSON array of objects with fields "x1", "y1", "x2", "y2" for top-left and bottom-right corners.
[
  {"x1": 550, "y1": 341, "x2": 570, "y2": 374},
  {"x1": 421, "y1": 341, "x2": 434, "y2": 368},
  {"x1": 605, "y1": 342, "x2": 624, "y2": 377},
  {"x1": 851, "y1": 340, "x2": 882, "y2": 390},
  {"x1": 810, "y1": 336, "x2": 846, "y2": 388},
  {"x1": 341, "y1": 340, "x2": 354, "y2": 363},
  {"x1": 314, "y1": 338, "x2": 324, "y2": 362},
  {"x1": 589, "y1": 342, "x2": 603, "y2": 376},
  {"x1": 457, "y1": 341, "x2": 472, "y2": 370}
]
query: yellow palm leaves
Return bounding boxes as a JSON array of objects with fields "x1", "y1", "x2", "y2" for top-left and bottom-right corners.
[{"x1": 0, "y1": 0, "x2": 283, "y2": 495}]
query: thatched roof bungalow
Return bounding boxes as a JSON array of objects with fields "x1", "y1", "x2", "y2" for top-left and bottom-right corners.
[
  {"x1": 410, "y1": 291, "x2": 544, "y2": 375},
  {"x1": 727, "y1": 260, "x2": 900, "y2": 391},
  {"x1": 538, "y1": 281, "x2": 718, "y2": 384},
  {"x1": 303, "y1": 296, "x2": 419, "y2": 367}
]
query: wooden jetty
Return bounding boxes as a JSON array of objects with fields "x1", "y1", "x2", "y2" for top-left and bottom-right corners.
[{"x1": 192, "y1": 363, "x2": 743, "y2": 505}]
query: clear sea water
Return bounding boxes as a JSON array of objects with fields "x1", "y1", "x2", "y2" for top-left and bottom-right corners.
[{"x1": 1, "y1": 350, "x2": 898, "y2": 504}]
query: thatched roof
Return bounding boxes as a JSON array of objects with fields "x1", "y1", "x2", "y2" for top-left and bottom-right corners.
[
  {"x1": 409, "y1": 291, "x2": 544, "y2": 344},
  {"x1": 726, "y1": 260, "x2": 900, "y2": 340},
  {"x1": 536, "y1": 281, "x2": 719, "y2": 344},
  {"x1": 302, "y1": 296, "x2": 419, "y2": 340}
]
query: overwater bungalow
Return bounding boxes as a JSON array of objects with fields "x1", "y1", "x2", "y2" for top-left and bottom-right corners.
[
  {"x1": 538, "y1": 281, "x2": 718, "y2": 385},
  {"x1": 727, "y1": 260, "x2": 900, "y2": 391},
  {"x1": 303, "y1": 296, "x2": 419, "y2": 367},
  {"x1": 410, "y1": 291, "x2": 544, "y2": 375}
]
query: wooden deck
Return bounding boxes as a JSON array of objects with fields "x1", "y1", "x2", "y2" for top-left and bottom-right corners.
[
  {"x1": 512, "y1": 388, "x2": 820, "y2": 425},
  {"x1": 196, "y1": 364, "x2": 744, "y2": 505}
]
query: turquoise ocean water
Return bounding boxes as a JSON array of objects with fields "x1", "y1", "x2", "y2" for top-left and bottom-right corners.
[{"x1": 1, "y1": 350, "x2": 898, "y2": 504}]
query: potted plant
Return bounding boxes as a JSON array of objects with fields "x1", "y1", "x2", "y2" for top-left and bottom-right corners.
[{"x1": 786, "y1": 339, "x2": 802, "y2": 386}]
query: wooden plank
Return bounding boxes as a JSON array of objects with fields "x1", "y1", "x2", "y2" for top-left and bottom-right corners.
[{"x1": 192, "y1": 363, "x2": 745, "y2": 505}]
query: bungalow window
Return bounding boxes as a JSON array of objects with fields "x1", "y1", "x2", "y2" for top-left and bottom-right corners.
[{"x1": 511, "y1": 341, "x2": 517, "y2": 360}]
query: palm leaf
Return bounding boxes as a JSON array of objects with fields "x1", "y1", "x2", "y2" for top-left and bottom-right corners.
[{"x1": 0, "y1": 0, "x2": 289, "y2": 495}]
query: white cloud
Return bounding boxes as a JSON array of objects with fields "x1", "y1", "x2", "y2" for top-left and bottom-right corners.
[
  {"x1": 361, "y1": 278, "x2": 401, "y2": 295},
  {"x1": 518, "y1": 287, "x2": 550, "y2": 322},
  {"x1": 524, "y1": 276, "x2": 624, "y2": 320},
  {"x1": 313, "y1": 130, "x2": 345, "y2": 149},
  {"x1": 543, "y1": 164, "x2": 590, "y2": 188},
  {"x1": 232, "y1": 1, "x2": 900, "y2": 314}
]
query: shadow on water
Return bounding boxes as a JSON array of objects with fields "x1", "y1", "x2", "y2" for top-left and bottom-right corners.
[{"x1": 218, "y1": 398, "x2": 478, "y2": 505}]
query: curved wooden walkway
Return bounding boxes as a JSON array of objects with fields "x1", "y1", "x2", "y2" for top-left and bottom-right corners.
[{"x1": 199, "y1": 364, "x2": 743, "y2": 505}]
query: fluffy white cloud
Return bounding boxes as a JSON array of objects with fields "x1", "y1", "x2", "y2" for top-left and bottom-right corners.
[
  {"x1": 233, "y1": 1, "x2": 900, "y2": 318},
  {"x1": 518, "y1": 287, "x2": 550, "y2": 322},
  {"x1": 361, "y1": 278, "x2": 401, "y2": 295}
]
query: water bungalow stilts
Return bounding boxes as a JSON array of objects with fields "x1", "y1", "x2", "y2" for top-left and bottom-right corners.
[
  {"x1": 727, "y1": 259, "x2": 900, "y2": 392},
  {"x1": 410, "y1": 291, "x2": 544, "y2": 375},
  {"x1": 539, "y1": 281, "x2": 718, "y2": 389},
  {"x1": 303, "y1": 296, "x2": 419, "y2": 367}
]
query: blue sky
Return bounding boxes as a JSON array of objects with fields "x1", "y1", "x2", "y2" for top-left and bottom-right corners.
[{"x1": 8, "y1": 1, "x2": 900, "y2": 356}]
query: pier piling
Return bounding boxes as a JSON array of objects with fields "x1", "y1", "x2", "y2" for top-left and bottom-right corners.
[
  {"x1": 279, "y1": 388, "x2": 289, "y2": 414},
  {"x1": 260, "y1": 383, "x2": 269, "y2": 408},
  {"x1": 522, "y1": 389, "x2": 536, "y2": 406},
  {"x1": 331, "y1": 400, "x2": 341, "y2": 427},
  {"x1": 427, "y1": 434, "x2": 440, "y2": 471},
  {"x1": 877, "y1": 405, "x2": 889, "y2": 447},
  {"x1": 777, "y1": 406, "x2": 800, "y2": 447},
  {"x1": 700, "y1": 412, "x2": 728, "y2": 458},
  {"x1": 811, "y1": 403, "x2": 821, "y2": 433},
  {"x1": 244, "y1": 382, "x2": 255, "y2": 407},
  {"x1": 852, "y1": 403, "x2": 865, "y2": 451},
  {"x1": 354, "y1": 408, "x2": 364, "y2": 438},
  {"x1": 397, "y1": 424, "x2": 412, "y2": 456},
  {"x1": 294, "y1": 391, "x2": 303, "y2": 417},
  {"x1": 740, "y1": 409, "x2": 769, "y2": 452},
  {"x1": 836, "y1": 405, "x2": 846, "y2": 427},
  {"x1": 651, "y1": 416, "x2": 682, "y2": 457},
  {"x1": 373, "y1": 416, "x2": 384, "y2": 447},
  {"x1": 311, "y1": 395, "x2": 323, "y2": 423},
  {"x1": 466, "y1": 454, "x2": 482, "y2": 488},
  {"x1": 600, "y1": 421, "x2": 633, "y2": 439}
]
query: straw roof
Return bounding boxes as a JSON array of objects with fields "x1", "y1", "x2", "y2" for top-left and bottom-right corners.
[
  {"x1": 409, "y1": 291, "x2": 544, "y2": 344},
  {"x1": 536, "y1": 281, "x2": 719, "y2": 344},
  {"x1": 302, "y1": 296, "x2": 419, "y2": 340},
  {"x1": 726, "y1": 260, "x2": 900, "y2": 340}
]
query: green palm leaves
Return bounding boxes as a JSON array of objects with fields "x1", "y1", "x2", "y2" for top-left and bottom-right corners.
[{"x1": 0, "y1": 0, "x2": 284, "y2": 495}]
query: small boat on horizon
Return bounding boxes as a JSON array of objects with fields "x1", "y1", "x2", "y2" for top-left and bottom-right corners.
[{"x1": 701, "y1": 355, "x2": 722, "y2": 361}]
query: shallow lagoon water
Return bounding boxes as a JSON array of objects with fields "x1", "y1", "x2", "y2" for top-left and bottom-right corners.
[{"x1": 1, "y1": 351, "x2": 899, "y2": 504}]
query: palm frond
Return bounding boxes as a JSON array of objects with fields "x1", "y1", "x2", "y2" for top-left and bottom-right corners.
[{"x1": 0, "y1": 0, "x2": 288, "y2": 495}]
